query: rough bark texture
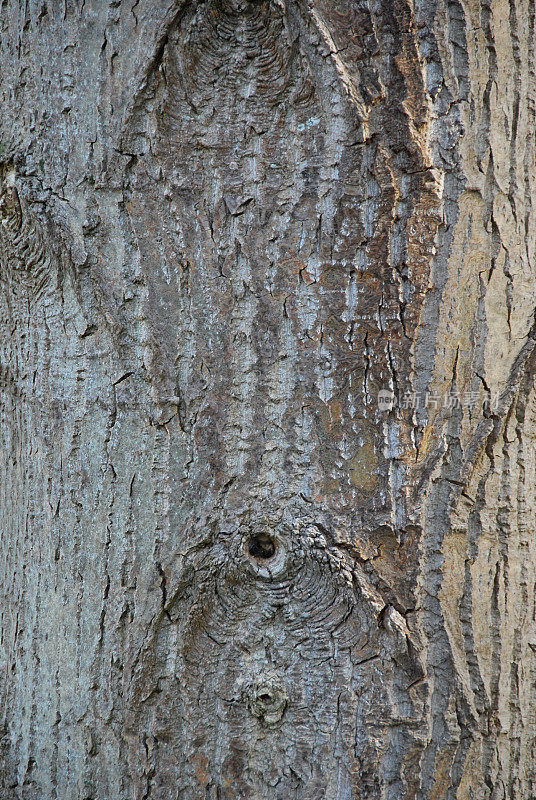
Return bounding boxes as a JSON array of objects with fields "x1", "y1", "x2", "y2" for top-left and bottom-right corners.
[{"x1": 1, "y1": 1, "x2": 536, "y2": 798}]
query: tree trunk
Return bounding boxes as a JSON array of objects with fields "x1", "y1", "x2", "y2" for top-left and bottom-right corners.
[{"x1": 1, "y1": 1, "x2": 535, "y2": 797}]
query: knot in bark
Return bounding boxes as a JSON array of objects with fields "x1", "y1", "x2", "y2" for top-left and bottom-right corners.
[
  {"x1": 244, "y1": 529, "x2": 290, "y2": 580},
  {"x1": 246, "y1": 674, "x2": 287, "y2": 727}
]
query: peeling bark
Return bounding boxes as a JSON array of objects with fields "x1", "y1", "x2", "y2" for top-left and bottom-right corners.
[{"x1": 1, "y1": 1, "x2": 536, "y2": 797}]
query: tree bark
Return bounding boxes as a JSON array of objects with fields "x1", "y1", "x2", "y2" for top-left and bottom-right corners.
[{"x1": 1, "y1": 1, "x2": 536, "y2": 797}]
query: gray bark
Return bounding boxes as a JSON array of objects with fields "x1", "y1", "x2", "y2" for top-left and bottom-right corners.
[{"x1": 1, "y1": 1, "x2": 536, "y2": 797}]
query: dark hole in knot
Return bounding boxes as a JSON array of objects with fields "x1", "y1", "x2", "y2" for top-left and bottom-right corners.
[
  {"x1": 258, "y1": 693, "x2": 272, "y2": 703},
  {"x1": 248, "y1": 533, "x2": 276, "y2": 561}
]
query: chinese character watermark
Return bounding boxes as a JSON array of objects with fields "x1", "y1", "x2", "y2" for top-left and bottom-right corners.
[{"x1": 377, "y1": 388, "x2": 499, "y2": 413}]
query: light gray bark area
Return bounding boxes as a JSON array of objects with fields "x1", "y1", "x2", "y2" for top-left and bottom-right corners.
[{"x1": 0, "y1": 1, "x2": 536, "y2": 798}]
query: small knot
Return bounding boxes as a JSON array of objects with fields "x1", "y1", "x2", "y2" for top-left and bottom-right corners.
[
  {"x1": 248, "y1": 533, "x2": 276, "y2": 561},
  {"x1": 246, "y1": 675, "x2": 287, "y2": 727}
]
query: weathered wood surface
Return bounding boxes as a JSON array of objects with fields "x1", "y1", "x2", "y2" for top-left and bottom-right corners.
[{"x1": 1, "y1": 1, "x2": 536, "y2": 797}]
